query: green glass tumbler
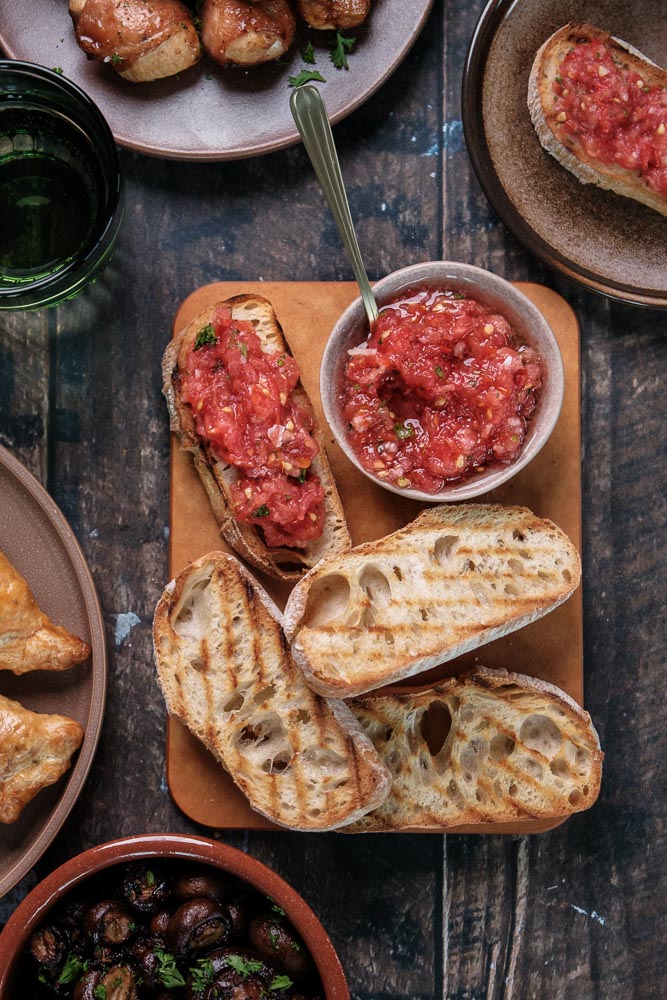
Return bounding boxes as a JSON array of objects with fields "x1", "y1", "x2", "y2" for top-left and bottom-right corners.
[{"x1": 0, "y1": 61, "x2": 123, "y2": 310}]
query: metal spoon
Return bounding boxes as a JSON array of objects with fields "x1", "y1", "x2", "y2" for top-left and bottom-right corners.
[{"x1": 290, "y1": 85, "x2": 379, "y2": 331}]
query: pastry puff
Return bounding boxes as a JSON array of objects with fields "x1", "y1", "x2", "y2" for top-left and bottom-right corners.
[
  {"x1": 0, "y1": 694, "x2": 84, "y2": 823},
  {"x1": 0, "y1": 550, "x2": 91, "y2": 674}
]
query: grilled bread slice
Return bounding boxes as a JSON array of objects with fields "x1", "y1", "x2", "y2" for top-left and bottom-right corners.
[
  {"x1": 283, "y1": 504, "x2": 581, "y2": 698},
  {"x1": 153, "y1": 552, "x2": 391, "y2": 831},
  {"x1": 0, "y1": 693, "x2": 84, "y2": 824},
  {"x1": 163, "y1": 294, "x2": 351, "y2": 581},
  {"x1": 348, "y1": 668, "x2": 603, "y2": 832},
  {"x1": 528, "y1": 23, "x2": 667, "y2": 217},
  {"x1": 0, "y1": 549, "x2": 91, "y2": 675}
]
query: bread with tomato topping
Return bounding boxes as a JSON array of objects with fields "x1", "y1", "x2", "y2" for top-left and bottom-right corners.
[
  {"x1": 282, "y1": 504, "x2": 581, "y2": 697},
  {"x1": 153, "y1": 551, "x2": 391, "y2": 830},
  {"x1": 528, "y1": 23, "x2": 667, "y2": 217},
  {"x1": 346, "y1": 668, "x2": 603, "y2": 832},
  {"x1": 163, "y1": 293, "x2": 351, "y2": 581}
]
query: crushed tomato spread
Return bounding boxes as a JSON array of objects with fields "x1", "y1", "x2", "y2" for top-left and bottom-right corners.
[
  {"x1": 341, "y1": 289, "x2": 544, "y2": 493},
  {"x1": 181, "y1": 305, "x2": 324, "y2": 548},
  {"x1": 553, "y1": 41, "x2": 667, "y2": 198}
]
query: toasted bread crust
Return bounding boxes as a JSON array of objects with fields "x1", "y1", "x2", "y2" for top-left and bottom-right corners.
[
  {"x1": 153, "y1": 552, "x2": 390, "y2": 830},
  {"x1": 163, "y1": 294, "x2": 351, "y2": 581},
  {"x1": 528, "y1": 22, "x2": 667, "y2": 217},
  {"x1": 348, "y1": 668, "x2": 603, "y2": 831},
  {"x1": 283, "y1": 504, "x2": 581, "y2": 697}
]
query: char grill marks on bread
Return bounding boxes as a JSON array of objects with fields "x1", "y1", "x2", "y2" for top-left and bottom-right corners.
[
  {"x1": 162, "y1": 294, "x2": 351, "y2": 581},
  {"x1": 153, "y1": 552, "x2": 391, "y2": 830},
  {"x1": 348, "y1": 668, "x2": 603, "y2": 831},
  {"x1": 283, "y1": 504, "x2": 581, "y2": 697},
  {"x1": 528, "y1": 22, "x2": 667, "y2": 217}
]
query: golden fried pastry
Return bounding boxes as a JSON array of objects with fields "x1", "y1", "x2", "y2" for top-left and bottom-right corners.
[
  {"x1": 297, "y1": 0, "x2": 370, "y2": 30},
  {"x1": 0, "y1": 693, "x2": 84, "y2": 824},
  {"x1": 0, "y1": 550, "x2": 91, "y2": 674}
]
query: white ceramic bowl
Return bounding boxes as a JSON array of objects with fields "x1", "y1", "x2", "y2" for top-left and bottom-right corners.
[{"x1": 320, "y1": 261, "x2": 565, "y2": 502}]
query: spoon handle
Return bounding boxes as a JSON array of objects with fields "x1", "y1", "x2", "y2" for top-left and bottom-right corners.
[{"x1": 290, "y1": 85, "x2": 379, "y2": 330}]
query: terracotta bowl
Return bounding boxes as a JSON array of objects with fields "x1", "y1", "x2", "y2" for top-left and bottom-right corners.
[
  {"x1": 0, "y1": 833, "x2": 349, "y2": 999},
  {"x1": 320, "y1": 261, "x2": 564, "y2": 502}
]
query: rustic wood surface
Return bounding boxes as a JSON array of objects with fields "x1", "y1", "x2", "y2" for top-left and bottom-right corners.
[{"x1": 1, "y1": 1, "x2": 666, "y2": 996}]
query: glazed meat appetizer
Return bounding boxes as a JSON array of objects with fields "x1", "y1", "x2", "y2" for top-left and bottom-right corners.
[
  {"x1": 69, "y1": 0, "x2": 201, "y2": 83},
  {"x1": 297, "y1": 0, "x2": 370, "y2": 30},
  {"x1": 201, "y1": 0, "x2": 296, "y2": 67},
  {"x1": 0, "y1": 549, "x2": 90, "y2": 674}
]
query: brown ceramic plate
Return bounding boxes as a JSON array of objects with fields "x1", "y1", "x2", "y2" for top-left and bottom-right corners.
[
  {"x1": 0, "y1": 445, "x2": 106, "y2": 897},
  {"x1": 462, "y1": 0, "x2": 667, "y2": 307},
  {"x1": 0, "y1": 0, "x2": 434, "y2": 161}
]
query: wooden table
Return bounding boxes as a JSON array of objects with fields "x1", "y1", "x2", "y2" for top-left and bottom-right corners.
[{"x1": 1, "y1": 2, "x2": 665, "y2": 996}]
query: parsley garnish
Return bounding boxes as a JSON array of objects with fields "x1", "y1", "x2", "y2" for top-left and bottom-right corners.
[
  {"x1": 451, "y1": 291, "x2": 466, "y2": 300},
  {"x1": 52, "y1": 66, "x2": 64, "y2": 75},
  {"x1": 271, "y1": 903, "x2": 285, "y2": 916},
  {"x1": 57, "y1": 953, "x2": 87, "y2": 985},
  {"x1": 435, "y1": 365, "x2": 444, "y2": 378},
  {"x1": 276, "y1": 355, "x2": 285, "y2": 367},
  {"x1": 111, "y1": 53, "x2": 124, "y2": 65},
  {"x1": 253, "y1": 504, "x2": 270, "y2": 517},
  {"x1": 194, "y1": 323, "x2": 217, "y2": 350},
  {"x1": 330, "y1": 31, "x2": 355, "y2": 70},
  {"x1": 301, "y1": 41, "x2": 316, "y2": 65},
  {"x1": 238, "y1": 340, "x2": 248, "y2": 359},
  {"x1": 288, "y1": 70, "x2": 326, "y2": 88},
  {"x1": 189, "y1": 958, "x2": 215, "y2": 993},
  {"x1": 268, "y1": 926, "x2": 279, "y2": 948},
  {"x1": 270, "y1": 975, "x2": 294, "y2": 991},
  {"x1": 93, "y1": 987, "x2": 107, "y2": 1000},
  {"x1": 227, "y1": 955, "x2": 263, "y2": 978},
  {"x1": 298, "y1": 468, "x2": 307, "y2": 484},
  {"x1": 394, "y1": 422, "x2": 414, "y2": 440},
  {"x1": 146, "y1": 869, "x2": 155, "y2": 886},
  {"x1": 155, "y1": 949, "x2": 186, "y2": 989}
]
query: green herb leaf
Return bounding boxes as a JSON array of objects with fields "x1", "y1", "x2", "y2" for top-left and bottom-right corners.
[
  {"x1": 288, "y1": 70, "x2": 326, "y2": 88},
  {"x1": 194, "y1": 323, "x2": 217, "y2": 350},
  {"x1": 301, "y1": 41, "x2": 316, "y2": 64},
  {"x1": 435, "y1": 366, "x2": 445, "y2": 378},
  {"x1": 330, "y1": 31, "x2": 355, "y2": 70},
  {"x1": 298, "y1": 468, "x2": 307, "y2": 484},
  {"x1": 394, "y1": 422, "x2": 414, "y2": 440},
  {"x1": 270, "y1": 975, "x2": 294, "y2": 991},
  {"x1": 111, "y1": 52, "x2": 124, "y2": 65},
  {"x1": 155, "y1": 949, "x2": 186, "y2": 989},
  {"x1": 451, "y1": 291, "x2": 466, "y2": 300},
  {"x1": 253, "y1": 504, "x2": 270, "y2": 518},
  {"x1": 276, "y1": 355, "x2": 285, "y2": 367},
  {"x1": 238, "y1": 340, "x2": 248, "y2": 359},
  {"x1": 146, "y1": 869, "x2": 155, "y2": 886},
  {"x1": 189, "y1": 958, "x2": 215, "y2": 993},
  {"x1": 93, "y1": 987, "x2": 107, "y2": 1000},
  {"x1": 227, "y1": 954, "x2": 254, "y2": 978},
  {"x1": 52, "y1": 66, "x2": 64, "y2": 75},
  {"x1": 57, "y1": 953, "x2": 87, "y2": 985},
  {"x1": 271, "y1": 903, "x2": 285, "y2": 916}
]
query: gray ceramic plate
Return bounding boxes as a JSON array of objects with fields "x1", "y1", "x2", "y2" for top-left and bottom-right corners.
[
  {"x1": 0, "y1": 445, "x2": 106, "y2": 897},
  {"x1": 462, "y1": 0, "x2": 667, "y2": 307},
  {"x1": 0, "y1": 0, "x2": 433, "y2": 161}
]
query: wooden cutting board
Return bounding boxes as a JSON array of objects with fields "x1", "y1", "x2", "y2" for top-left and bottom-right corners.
[{"x1": 166, "y1": 281, "x2": 582, "y2": 834}]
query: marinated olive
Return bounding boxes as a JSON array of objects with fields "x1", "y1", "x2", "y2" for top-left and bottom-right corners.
[
  {"x1": 121, "y1": 863, "x2": 172, "y2": 915},
  {"x1": 249, "y1": 913, "x2": 313, "y2": 979},
  {"x1": 84, "y1": 900, "x2": 136, "y2": 947},
  {"x1": 167, "y1": 898, "x2": 231, "y2": 956}
]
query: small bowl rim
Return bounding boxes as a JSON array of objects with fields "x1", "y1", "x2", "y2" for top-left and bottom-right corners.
[
  {"x1": 320, "y1": 260, "x2": 565, "y2": 502},
  {"x1": 0, "y1": 833, "x2": 349, "y2": 1000}
]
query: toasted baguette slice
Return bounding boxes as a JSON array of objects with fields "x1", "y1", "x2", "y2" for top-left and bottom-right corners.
[
  {"x1": 163, "y1": 294, "x2": 351, "y2": 581},
  {"x1": 0, "y1": 693, "x2": 84, "y2": 824},
  {"x1": 283, "y1": 504, "x2": 581, "y2": 697},
  {"x1": 153, "y1": 552, "x2": 391, "y2": 831},
  {"x1": 528, "y1": 23, "x2": 667, "y2": 217},
  {"x1": 348, "y1": 668, "x2": 603, "y2": 832},
  {"x1": 0, "y1": 550, "x2": 91, "y2": 675}
]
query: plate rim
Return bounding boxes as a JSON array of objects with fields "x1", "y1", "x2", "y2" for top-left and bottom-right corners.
[
  {"x1": 461, "y1": 0, "x2": 667, "y2": 309},
  {"x1": 0, "y1": 444, "x2": 107, "y2": 898},
  {"x1": 0, "y1": 0, "x2": 435, "y2": 162}
]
